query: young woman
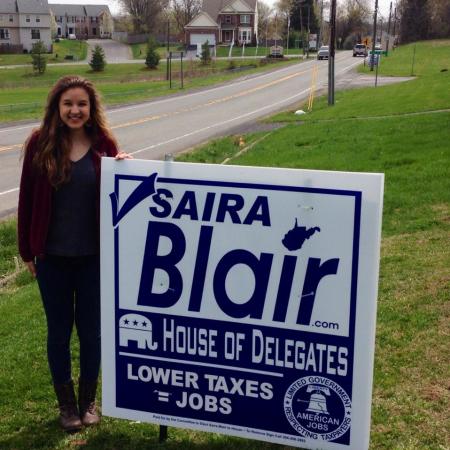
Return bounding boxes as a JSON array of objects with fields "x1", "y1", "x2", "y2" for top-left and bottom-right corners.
[{"x1": 18, "y1": 75, "x2": 130, "y2": 432}]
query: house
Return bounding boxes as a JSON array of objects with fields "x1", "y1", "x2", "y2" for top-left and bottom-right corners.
[
  {"x1": 0, "y1": 0, "x2": 52, "y2": 53},
  {"x1": 185, "y1": 0, "x2": 258, "y2": 47},
  {"x1": 50, "y1": 3, "x2": 113, "y2": 39}
]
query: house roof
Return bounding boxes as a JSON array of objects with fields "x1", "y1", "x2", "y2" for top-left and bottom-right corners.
[
  {"x1": 202, "y1": 0, "x2": 256, "y2": 20},
  {"x1": 185, "y1": 11, "x2": 218, "y2": 28},
  {"x1": 84, "y1": 4, "x2": 110, "y2": 16},
  {"x1": 17, "y1": 0, "x2": 50, "y2": 14},
  {"x1": 0, "y1": 0, "x2": 17, "y2": 14},
  {"x1": 49, "y1": 3, "x2": 85, "y2": 16}
]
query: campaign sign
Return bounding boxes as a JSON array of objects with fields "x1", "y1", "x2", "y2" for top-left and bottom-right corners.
[{"x1": 100, "y1": 159, "x2": 384, "y2": 450}]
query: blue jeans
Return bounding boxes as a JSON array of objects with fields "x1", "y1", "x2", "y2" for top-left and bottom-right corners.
[{"x1": 36, "y1": 255, "x2": 101, "y2": 384}]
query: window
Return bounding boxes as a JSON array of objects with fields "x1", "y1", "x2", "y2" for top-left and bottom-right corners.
[
  {"x1": 9, "y1": 15, "x2": 14, "y2": 22},
  {"x1": 92, "y1": 27, "x2": 97, "y2": 35},
  {"x1": 240, "y1": 14, "x2": 250, "y2": 24},
  {"x1": 36, "y1": 16, "x2": 40, "y2": 22},
  {"x1": 26, "y1": 15, "x2": 30, "y2": 22},
  {"x1": 239, "y1": 29, "x2": 251, "y2": 43},
  {"x1": 225, "y1": 15, "x2": 231, "y2": 24},
  {"x1": 31, "y1": 29, "x2": 40, "y2": 39},
  {"x1": 0, "y1": 29, "x2": 10, "y2": 39}
]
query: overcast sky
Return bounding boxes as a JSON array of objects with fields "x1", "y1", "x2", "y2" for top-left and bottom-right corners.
[{"x1": 49, "y1": 0, "x2": 395, "y2": 18}]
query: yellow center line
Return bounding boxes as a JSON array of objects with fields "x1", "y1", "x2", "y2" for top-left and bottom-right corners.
[
  {"x1": 111, "y1": 68, "x2": 312, "y2": 131},
  {"x1": 0, "y1": 143, "x2": 22, "y2": 153},
  {"x1": 3, "y1": 61, "x2": 338, "y2": 149}
]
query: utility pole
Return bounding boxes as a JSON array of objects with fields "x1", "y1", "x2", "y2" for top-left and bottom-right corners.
[
  {"x1": 386, "y1": 2, "x2": 392, "y2": 53},
  {"x1": 328, "y1": 0, "x2": 336, "y2": 105},
  {"x1": 166, "y1": 19, "x2": 170, "y2": 80},
  {"x1": 307, "y1": 4, "x2": 310, "y2": 59},
  {"x1": 370, "y1": 0, "x2": 379, "y2": 72},
  {"x1": 286, "y1": 14, "x2": 290, "y2": 55},
  {"x1": 318, "y1": 0, "x2": 324, "y2": 48},
  {"x1": 392, "y1": 6, "x2": 397, "y2": 49},
  {"x1": 379, "y1": 16, "x2": 383, "y2": 46}
]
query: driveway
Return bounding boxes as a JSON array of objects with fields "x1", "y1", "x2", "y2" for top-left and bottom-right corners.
[{"x1": 87, "y1": 39, "x2": 131, "y2": 63}]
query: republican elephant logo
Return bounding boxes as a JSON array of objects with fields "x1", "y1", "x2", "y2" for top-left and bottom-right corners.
[{"x1": 119, "y1": 313, "x2": 158, "y2": 350}]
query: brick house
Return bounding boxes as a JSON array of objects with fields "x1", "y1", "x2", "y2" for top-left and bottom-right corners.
[
  {"x1": 185, "y1": 0, "x2": 258, "y2": 47},
  {"x1": 0, "y1": 0, "x2": 52, "y2": 53},
  {"x1": 50, "y1": 3, "x2": 113, "y2": 39}
]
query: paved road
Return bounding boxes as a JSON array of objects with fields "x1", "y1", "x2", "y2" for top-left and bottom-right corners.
[
  {"x1": 86, "y1": 39, "x2": 131, "y2": 63},
  {"x1": 0, "y1": 52, "x2": 362, "y2": 217}
]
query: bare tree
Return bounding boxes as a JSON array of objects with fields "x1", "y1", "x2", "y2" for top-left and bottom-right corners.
[
  {"x1": 258, "y1": 1, "x2": 274, "y2": 44},
  {"x1": 119, "y1": 0, "x2": 169, "y2": 34},
  {"x1": 172, "y1": 0, "x2": 201, "y2": 33},
  {"x1": 336, "y1": 0, "x2": 371, "y2": 48}
]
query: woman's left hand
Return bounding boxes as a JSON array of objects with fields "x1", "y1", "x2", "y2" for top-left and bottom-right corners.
[{"x1": 115, "y1": 151, "x2": 133, "y2": 160}]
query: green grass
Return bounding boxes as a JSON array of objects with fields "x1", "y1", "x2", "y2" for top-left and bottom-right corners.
[
  {"x1": 215, "y1": 45, "x2": 304, "y2": 58},
  {"x1": 130, "y1": 44, "x2": 186, "y2": 59},
  {"x1": 177, "y1": 40, "x2": 450, "y2": 449},
  {"x1": 129, "y1": 44, "x2": 304, "y2": 60},
  {"x1": 1, "y1": 40, "x2": 449, "y2": 449},
  {"x1": 0, "y1": 39, "x2": 87, "y2": 66},
  {"x1": 0, "y1": 58, "x2": 298, "y2": 122},
  {"x1": 0, "y1": 220, "x2": 17, "y2": 277}
]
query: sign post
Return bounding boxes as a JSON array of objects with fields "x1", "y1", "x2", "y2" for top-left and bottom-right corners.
[{"x1": 101, "y1": 160, "x2": 384, "y2": 450}]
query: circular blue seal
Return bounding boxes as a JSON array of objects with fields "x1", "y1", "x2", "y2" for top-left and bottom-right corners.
[{"x1": 284, "y1": 376, "x2": 352, "y2": 441}]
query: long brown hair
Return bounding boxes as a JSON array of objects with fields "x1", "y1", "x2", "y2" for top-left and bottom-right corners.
[{"x1": 26, "y1": 75, "x2": 117, "y2": 187}]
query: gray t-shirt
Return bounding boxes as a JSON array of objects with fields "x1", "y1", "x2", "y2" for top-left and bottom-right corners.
[{"x1": 45, "y1": 150, "x2": 98, "y2": 256}]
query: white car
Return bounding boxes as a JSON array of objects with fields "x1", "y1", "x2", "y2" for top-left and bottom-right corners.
[
  {"x1": 68, "y1": 34, "x2": 76, "y2": 40},
  {"x1": 317, "y1": 45, "x2": 329, "y2": 60}
]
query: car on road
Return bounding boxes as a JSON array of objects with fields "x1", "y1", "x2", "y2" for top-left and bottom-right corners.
[
  {"x1": 353, "y1": 43, "x2": 367, "y2": 57},
  {"x1": 317, "y1": 45, "x2": 329, "y2": 60},
  {"x1": 68, "y1": 34, "x2": 76, "y2": 40}
]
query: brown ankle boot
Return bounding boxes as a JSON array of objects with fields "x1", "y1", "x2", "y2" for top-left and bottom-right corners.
[
  {"x1": 53, "y1": 380, "x2": 82, "y2": 432},
  {"x1": 78, "y1": 378, "x2": 100, "y2": 426}
]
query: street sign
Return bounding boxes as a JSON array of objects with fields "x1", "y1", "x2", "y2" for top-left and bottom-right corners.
[{"x1": 100, "y1": 160, "x2": 384, "y2": 450}]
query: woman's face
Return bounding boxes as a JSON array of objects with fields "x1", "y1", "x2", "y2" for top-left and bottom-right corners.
[{"x1": 59, "y1": 87, "x2": 91, "y2": 130}]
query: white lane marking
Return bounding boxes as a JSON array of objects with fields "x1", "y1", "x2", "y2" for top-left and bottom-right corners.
[
  {"x1": 0, "y1": 54, "x2": 355, "y2": 135},
  {"x1": 130, "y1": 87, "x2": 311, "y2": 155},
  {"x1": 0, "y1": 56, "x2": 361, "y2": 196},
  {"x1": 0, "y1": 187, "x2": 19, "y2": 196}
]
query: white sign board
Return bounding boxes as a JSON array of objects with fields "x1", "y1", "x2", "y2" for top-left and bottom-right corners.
[{"x1": 101, "y1": 159, "x2": 384, "y2": 450}]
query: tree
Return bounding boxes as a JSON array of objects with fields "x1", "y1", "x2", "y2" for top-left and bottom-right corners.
[
  {"x1": 398, "y1": 0, "x2": 431, "y2": 43},
  {"x1": 427, "y1": 0, "x2": 450, "y2": 39},
  {"x1": 258, "y1": 1, "x2": 274, "y2": 45},
  {"x1": 336, "y1": 0, "x2": 371, "y2": 48},
  {"x1": 201, "y1": 40, "x2": 211, "y2": 65},
  {"x1": 89, "y1": 45, "x2": 106, "y2": 71},
  {"x1": 31, "y1": 40, "x2": 47, "y2": 74},
  {"x1": 172, "y1": 0, "x2": 201, "y2": 33},
  {"x1": 290, "y1": 0, "x2": 319, "y2": 34},
  {"x1": 119, "y1": 0, "x2": 169, "y2": 34},
  {"x1": 145, "y1": 37, "x2": 160, "y2": 68}
]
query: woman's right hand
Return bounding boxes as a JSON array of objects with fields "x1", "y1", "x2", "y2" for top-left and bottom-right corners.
[{"x1": 25, "y1": 260, "x2": 36, "y2": 278}]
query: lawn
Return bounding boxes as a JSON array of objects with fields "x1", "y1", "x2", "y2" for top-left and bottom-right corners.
[
  {"x1": 215, "y1": 45, "x2": 304, "y2": 58},
  {"x1": 130, "y1": 43, "x2": 186, "y2": 59},
  {"x1": 0, "y1": 57, "x2": 297, "y2": 122},
  {"x1": 1, "y1": 40, "x2": 449, "y2": 449},
  {"x1": 0, "y1": 39, "x2": 88, "y2": 66}
]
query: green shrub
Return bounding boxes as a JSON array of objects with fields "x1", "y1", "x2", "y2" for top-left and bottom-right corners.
[
  {"x1": 89, "y1": 44, "x2": 106, "y2": 71},
  {"x1": 201, "y1": 40, "x2": 211, "y2": 65},
  {"x1": 30, "y1": 40, "x2": 47, "y2": 74},
  {"x1": 145, "y1": 37, "x2": 160, "y2": 69}
]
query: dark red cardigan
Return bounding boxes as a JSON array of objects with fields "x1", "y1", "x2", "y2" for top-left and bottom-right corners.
[{"x1": 18, "y1": 131, "x2": 118, "y2": 262}]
